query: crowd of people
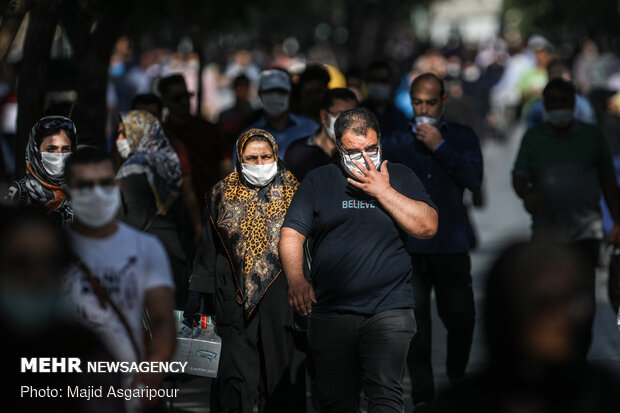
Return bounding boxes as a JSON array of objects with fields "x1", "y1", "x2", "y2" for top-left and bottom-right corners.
[{"x1": 3, "y1": 30, "x2": 620, "y2": 413}]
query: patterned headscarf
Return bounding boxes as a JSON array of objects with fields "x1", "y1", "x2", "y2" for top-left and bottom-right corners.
[
  {"x1": 22, "y1": 116, "x2": 77, "y2": 217},
  {"x1": 234, "y1": 128, "x2": 279, "y2": 173},
  {"x1": 208, "y1": 128, "x2": 298, "y2": 318},
  {"x1": 116, "y1": 110, "x2": 182, "y2": 215}
]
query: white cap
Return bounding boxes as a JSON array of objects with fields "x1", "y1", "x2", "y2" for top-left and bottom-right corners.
[{"x1": 259, "y1": 69, "x2": 291, "y2": 92}]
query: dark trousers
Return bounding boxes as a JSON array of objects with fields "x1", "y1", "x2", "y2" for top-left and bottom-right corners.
[
  {"x1": 211, "y1": 275, "x2": 306, "y2": 413},
  {"x1": 308, "y1": 308, "x2": 416, "y2": 413},
  {"x1": 571, "y1": 238, "x2": 599, "y2": 356},
  {"x1": 407, "y1": 253, "x2": 475, "y2": 406}
]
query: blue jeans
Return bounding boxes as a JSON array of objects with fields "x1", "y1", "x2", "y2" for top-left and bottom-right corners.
[{"x1": 307, "y1": 308, "x2": 417, "y2": 413}]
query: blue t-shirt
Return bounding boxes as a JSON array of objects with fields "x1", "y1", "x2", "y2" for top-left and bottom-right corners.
[{"x1": 282, "y1": 162, "x2": 436, "y2": 314}]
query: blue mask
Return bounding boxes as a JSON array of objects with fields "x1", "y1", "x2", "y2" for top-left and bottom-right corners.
[{"x1": 0, "y1": 284, "x2": 68, "y2": 333}]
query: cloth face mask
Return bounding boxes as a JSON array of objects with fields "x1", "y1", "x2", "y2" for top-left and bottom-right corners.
[
  {"x1": 261, "y1": 93, "x2": 289, "y2": 118},
  {"x1": 70, "y1": 185, "x2": 121, "y2": 228},
  {"x1": 341, "y1": 148, "x2": 382, "y2": 180},
  {"x1": 41, "y1": 152, "x2": 72, "y2": 178},
  {"x1": 116, "y1": 139, "x2": 132, "y2": 159},
  {"x1": 241, "y1": 162, "x2": 278, "y2": 187}
]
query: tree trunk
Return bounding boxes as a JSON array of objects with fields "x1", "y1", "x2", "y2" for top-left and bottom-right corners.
[
  {"x1": 61, "y1": 0, "x2": 130, "y2": 149},
  {"x1": 15, "y1": 0, "x2": 60, "y2": 178},
  {"x1": 0, "y1": 0, "x2": 32, "y2": 63}
]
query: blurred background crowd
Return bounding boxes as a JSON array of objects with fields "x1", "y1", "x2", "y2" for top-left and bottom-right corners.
[{"x1": 0, "y1": 0, "x2": 618, "y2": 182}]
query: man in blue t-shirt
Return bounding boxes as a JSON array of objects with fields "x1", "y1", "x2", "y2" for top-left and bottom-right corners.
[
  {"x1": 280, "y1": 107, "x2": 438, "y2": 412},
  {"x1": 384, "y1": 73, "x2": 483, "y2": 411}
]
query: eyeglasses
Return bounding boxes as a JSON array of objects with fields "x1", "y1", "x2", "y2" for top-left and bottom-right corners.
[{"x1": 338, "y1": 143, "x2": 380, "y2": 161}]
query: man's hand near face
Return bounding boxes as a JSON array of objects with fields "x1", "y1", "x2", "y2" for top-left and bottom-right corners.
[{"x1": 416, "y1": 123, "x2": 443, "y2": 151}]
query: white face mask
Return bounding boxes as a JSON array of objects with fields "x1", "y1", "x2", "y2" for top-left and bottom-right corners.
[
  {"x1": 116, "y1": 139, "x2": 132, "y2": 159},
  {"x1": 367, "y1": 83, "x2": 392, "y2": 102},
  {"x1": 325, "y1": 114, "x2": 337, "y2": 140},
  {"x1": 415, "y1": 116, "x2": 438, "y2": 126},
  {"x1": 41, "y1": 152, "x2": 71, "y2": 178},
  {"x1": 341, "y1": 148, "x2": 382, "y2": 179},
  {"x1": 241, "y1": 161, "x2": 278, "y2": 187},
  {"x1": 70, "y1": 185, "x2": 121, "y2": 228},
  {"x1": 261, "y1": 92, "x2": 289, "y2": 118},
  {"x1": 547, "y1": 109, "x2": 573, "y2": 128}
]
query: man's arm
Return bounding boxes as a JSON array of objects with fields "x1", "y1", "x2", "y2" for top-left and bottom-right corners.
[
  {"x1": 512, "y1": 172, "x2": 541, "y2": 215},
  {"x1": 132, "y1": 286, "x2": 175, "y2": 406},
  {"x1": 600, "y1": 174, "x2": 620, "y2": 244},
  {"x1": 279, "y1": 227, "x2": 316, "y2": 315},
  {"x1": 349, "y1": 154, "x2": 438, "y2": 238},
  {"x1": 144, "y1": 287, "x2": 176, "y2": 363},
  {"x1": 181, "y1": 176, "x2": 202, "y2": 244}
]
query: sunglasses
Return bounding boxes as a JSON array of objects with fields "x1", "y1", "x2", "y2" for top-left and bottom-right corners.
[
  {"x1": 72, "y1": 177, "x2": 116, "y2": 194},
  {"x1": 40, "y1": 117, "x2": 76, "y2": 132},
  {"x1": 36, "y1": 117, "x2": 77, "y2": 140}
]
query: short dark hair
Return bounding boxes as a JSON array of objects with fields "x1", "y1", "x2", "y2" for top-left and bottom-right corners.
[
  {"x1": 131, "y1": 93, "x2": 163, "y2": 113},
  {"x1": 345, "y1": 65, "x2": 363, "y2": 80},
  {"x1": 64, "y1": 147, "x2": 114, "y2": 185},
  {"x1": 233, "y1": 74, "x2": 249, "y2": 89},
  {"x1": 367, "y1": 60, "x2": 393, "y2": 79},
  {"x1": 299, "y1": 63, "x2": 330, "y2": 87},
  {"x1": 543, "y1": 78, "x2": 576, "y2": 102},
  {"x1": 321, "y1": 88, "x2": 358, "y2": 111},
  {"x1": 158, "y1": 74, "x2": 186, "y2": 97},
  {"x1": 334, "y1": 107, "x2": 381, "y2": 144},
  {"x1": 410, "y1": 72, "x2": 445, "y2": 97}
]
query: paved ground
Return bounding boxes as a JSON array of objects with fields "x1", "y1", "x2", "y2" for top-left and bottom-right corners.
[{"x1": 169, "y1": 123, "x2": 620, "y2": 412}]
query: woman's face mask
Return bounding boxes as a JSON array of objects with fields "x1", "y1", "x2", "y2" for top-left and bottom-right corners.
[
  {"x1": 241, "y1": 161, "x2": 278, "y2": 187},
  {"x1": 41, "y1": 152, "x2": 72, "y2": 178},
  {"x1": 116, "y1": 139, "x2": 132, "y2": 159}
]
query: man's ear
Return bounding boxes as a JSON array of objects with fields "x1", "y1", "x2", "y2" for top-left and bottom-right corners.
[
  {"x1": 319, "y1": 108, "x2": 328, "y2": 126},
  {"x1": 442, "y1": 93, "x2": 448, "y2": 106}
]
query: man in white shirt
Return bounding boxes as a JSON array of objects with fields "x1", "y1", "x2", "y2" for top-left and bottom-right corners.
[{"x1": 62, "y1": 148, "x2": 176, "y2": 409}]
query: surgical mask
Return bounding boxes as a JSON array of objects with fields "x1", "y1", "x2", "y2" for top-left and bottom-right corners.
[
  {"x1": 41, "y1": 152, "x2": 72, "y2": 178},
  {"x1": 341, "y1": 148, "x2": 382, "y2": 179},
  {"x1": 0, "y1": 284, "x2": 66, "y2": 332},
  {"x1": 366, "y1": 83, "x2": 392, "y2": 102},
  {"x1": 241, "y1": 162, "x2": 278, "y2": 187},
  {"x1": 415, "y1": 116, "x2": 438, "y2": 126},
  {"x1": 325, "y1": 114, "x2": 337, "y2": 140},
  {"x1": 70, "y1": 185, "x2": 121, "y2": 228},
  {"x1": 547, "y1": 109, "x2": 573, "y2": 128},
  {"x1": 116, "y1": 139, "x2": 132, "y2": 159},
  {"x1": 261, "y1": 92, "x2": 289, "y2": 118}
]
